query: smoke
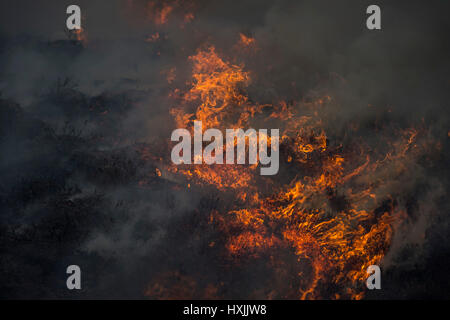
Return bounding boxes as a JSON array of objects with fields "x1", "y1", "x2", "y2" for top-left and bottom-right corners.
[{"x1": 0, "y1": 0, "x2": 449, "y2": 299}]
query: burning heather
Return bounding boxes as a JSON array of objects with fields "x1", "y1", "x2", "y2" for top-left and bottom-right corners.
[
  {"x1": 148, "y1": 42, "x2": 439, "y2": 299},
  {"x1": 0, "y1": 0, "x2": 449, "y2": 300}
]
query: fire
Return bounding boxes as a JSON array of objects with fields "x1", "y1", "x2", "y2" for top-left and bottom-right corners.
[
  {"x1": 145, "y1": 32, "x2": 160, "y2": 42},
  {"x1": 147, "y1": 1, "x2": 174, "y2": 25},
  {"x1": 239, "y1": 33, "x2": 256, "y2": 47},
  {"x1": 184, "y1": 12, "x2": 195, "y2": 23},
  {"x1": 145, "y1": 37, "x2": 437, "y2": 299},
  {"x1": 172, "y1": 46, "x2": 251, "y2": 129},
  {"x1": 235, "y1": 33, "x2": 258, "y2": 54},
  {"x1": 161, "y1": 67, "x2": 176, "y2": 83}
]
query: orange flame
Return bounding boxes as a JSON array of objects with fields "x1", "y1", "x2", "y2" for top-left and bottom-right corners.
[{"x1": 145, "y1": 42, "x2": 435, "y2": 299}]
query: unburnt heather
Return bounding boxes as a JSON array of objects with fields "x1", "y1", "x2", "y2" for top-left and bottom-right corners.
[{"x1": 0, "y1": 0, "x2": 450, "y2": 299}]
